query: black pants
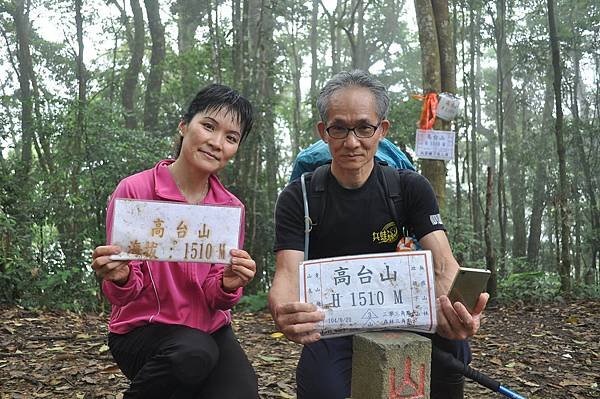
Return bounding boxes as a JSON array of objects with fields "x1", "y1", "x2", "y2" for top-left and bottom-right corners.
[
  {"x1": 296, "y1": 334, "x2": 468, "y2": 399},
  {"x1": 108, "y1": 323, "x2": 258, "y2": 399}
]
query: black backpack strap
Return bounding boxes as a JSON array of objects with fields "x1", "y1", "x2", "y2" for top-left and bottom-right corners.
[
  {"x1": 300, "y1": 172, "x2": 311, "y2": 261},
  {"x1": 299, "y1": 164, "x2": 330, "y2": 260},
  {"x1": 310, "y1": 163, "x2": 330, "y2": 222},
  {"x1": 378, "y1": 163, "x2": 404, "y2": 236}
]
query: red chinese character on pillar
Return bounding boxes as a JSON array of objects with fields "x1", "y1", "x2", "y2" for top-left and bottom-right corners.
[{"x1": 388, "y1": 356, "x2": 426, "y2": 399}]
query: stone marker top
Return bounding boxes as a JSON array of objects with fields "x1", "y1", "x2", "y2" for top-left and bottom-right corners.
[{"x1": 354, "y1": 331, "x2": 431, "y2": 347}]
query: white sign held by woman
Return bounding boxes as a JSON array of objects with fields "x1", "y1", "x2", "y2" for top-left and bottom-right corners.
[{"x1": 109, "y1": 199, "x2": 242, "y2": 264}]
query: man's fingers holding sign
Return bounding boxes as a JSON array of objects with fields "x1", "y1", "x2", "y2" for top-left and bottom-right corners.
[
  {"x1": 274, "y1": 302, "x2": 325, "y2": 345},
  {"x1": 435, "y1": 292, "x2": 489, "y2": 340}
]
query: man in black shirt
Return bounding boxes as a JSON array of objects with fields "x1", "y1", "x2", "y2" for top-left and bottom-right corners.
[{"x1": 269, "y1": 70, "x2": 488, "y2": 399}]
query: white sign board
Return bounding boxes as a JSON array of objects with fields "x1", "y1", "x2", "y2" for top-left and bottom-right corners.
[
  {"x1": 299, "y1": 251, "x2": 437, "y2": 337},
  {"x1": 110, "y1": 199, "x2": 242, "y2": 264},
  {"x1": 415, "y1": 129, "x2": 455, "y2": 161},
  {"x1": 436, "y1": 92, "x2": 461, "y2": 121}
]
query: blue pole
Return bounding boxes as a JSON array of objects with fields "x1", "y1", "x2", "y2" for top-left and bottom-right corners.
[{"x1": 498, "y1": 385, "x2": 527, "y2": 399}]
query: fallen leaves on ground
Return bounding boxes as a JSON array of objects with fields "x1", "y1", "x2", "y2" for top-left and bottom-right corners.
[{"x1": 1, "y1": 300, "x2": 598, "y2": 398}]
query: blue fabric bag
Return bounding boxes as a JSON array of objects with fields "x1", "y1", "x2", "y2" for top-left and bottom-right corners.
[{"x1": 289, "y1": 138, "x2": 414, "y2": 182}]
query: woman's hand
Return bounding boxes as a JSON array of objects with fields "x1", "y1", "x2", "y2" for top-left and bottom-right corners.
[
  {"x1": 91, "y1": 245, "x2": 130, "y2": 286},
  {"x1": 222, "y1": 249, "x2": 256, "y2": 292}
]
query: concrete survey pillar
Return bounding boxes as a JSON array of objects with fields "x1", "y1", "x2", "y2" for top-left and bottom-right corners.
[{"x1": 351, "y1": 331, "x2": 431, "y2": 399}]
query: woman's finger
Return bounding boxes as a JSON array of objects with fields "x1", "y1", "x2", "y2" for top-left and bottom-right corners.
[
  {"x1": 230, "y1": 248, "x2": 251, "y2": 259},
  {"x1": 229, "y1": 268, "x2": 254, "y2": 286},
  {"x1": 93, "y1": 258, "x2": 127, "y2": 279},
  {"x1": 92, "y1": 245, "x2": 121, "y2": 260},
  {"x1": 231, "y1": 255, "x2": 256, "y2": 270}
]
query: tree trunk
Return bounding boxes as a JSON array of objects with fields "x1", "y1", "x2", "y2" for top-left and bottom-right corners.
[
  {"x1": 553, "y1": 198, "x2": 560, "y2": 274},
  {"x1": 285, "y1": 2, "x2": 302, "y2": 158},
  {"x1": 122, "y1": 0, "x2": 144, "y2": 129},
  {"x1": 527, "y1": 71, "x2": 553, "y2": 267},
  {"x1": 11, "y1": 0, "x2": 34, "y2": 254},
  {"x1": 177, "y1": 0, "x2": 204, "y2": 101},
  {"x1": 13, "y1": 0, "x2": 33, "y2": 180},
  {"x1": 494, "y1": 0, "x2": 507, "y2": 274},
  {"x1": 237, "y1": 0, "x2": 277, "y2": 293},
  {"x1": 143, "y1": 0, "x2": 165, "y2": 134},
  {"x1": 241, "y1": 0, "x2": 250, "y2": 95},
  {"x1": 109, "y1": 26, "x2": 118, "y2": 104},
  {"x1": 468, "y1": 3, "x2": 482, "y2": 260},
  {"x1": 310, "y1": 0, "x2": 319, "y2": 125},
  {"x1": 547, "y1": 0, "x2": 571, "y2": 293},
  {"x1": 432, "y1": 0, "x2": 455, "y2": 95},
  {"x1": 485, "y1": 167, "x2": 497, "y2": 299},
  {"x1": 290, "y1": 36, "x2": 302, "y2": 158},
  {"x1": 414, "y1": 0, "x2": 446, "y2": 211},
  {"x1": 574, "y1": 203, "x2": 581, "y2": 282},
  {"x1": 432, "y1": 0, "x2": 455, "y2": 212},
  {"x1": 232, "y1": 0, "x2": 242, "y2": 84},
  {"x1": 67, "y1": 0, "x2": 86, "y2": 267},
  {"x1": 207, "y1": 0, "x2": 222, "y2": 83},
  {"x1": 571, "y1": 48, "x2": 599, "y2": 286},
  {"x1": 498, "y1": 2, "x2": 526, "y2": 260},
  {"x1": 320, "y1": 0, "x2": 342, "y2": 75},
  {"x1": 345, "y1": 0, "x2": 368, "y2": 70},
  {"x1": 452, "y1": 0, "x2": 461, "y2": 236}
]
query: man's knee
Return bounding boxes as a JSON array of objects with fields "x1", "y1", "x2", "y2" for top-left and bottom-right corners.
[
  {"x1": 211, "y1": 372, "x2": 258, "y2": 399},
  {"x1": 296, "y1": 338, "x2": 352, "y2": 399},
  {"x1": 431, "y1": 376, "x2": 464, "y2": 399},
  {"x1": 297, "y1": 379, "x2": 349, "y2": 399}
]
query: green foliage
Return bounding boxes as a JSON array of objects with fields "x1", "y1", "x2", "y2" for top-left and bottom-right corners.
[
  {"x1": 0, "y1": 260, "x2": 28, "y2": 305},
  {"x1": 0, "y1": 217, "x2": 98, "y2": 311},
  {"x1": 498, "y1": 272, "x2": 562, "y2": 303},
  {"x1": 571, "y1": 283, "x2": 600, "y2": 299},
  {"x1": 442, "y1": 211, "x2": 487, "y2": 269},
  {"x1": 387, "y1": 95, "x2": 421, "y2": 150},
  {"x1": 0, "y1": 209, "x2": 25, "y2": 304},
  {"x1": 20, "y1": 266, "x2": 99, "y2": 312},
  {"x1": 235, "y1": 291, "x2": 269, "y2": 313}
]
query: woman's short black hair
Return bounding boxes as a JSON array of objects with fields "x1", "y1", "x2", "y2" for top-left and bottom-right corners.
[{"x1": 175, "y1": 84, "x2": 254, "y2": 157}]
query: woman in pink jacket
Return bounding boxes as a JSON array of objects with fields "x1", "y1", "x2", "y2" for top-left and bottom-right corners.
[{"x1": 91, "y1": 84, "x2": 258, "y2": 399}]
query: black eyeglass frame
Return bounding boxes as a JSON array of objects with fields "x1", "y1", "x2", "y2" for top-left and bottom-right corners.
[{"x1": 324, "y1": 122, "x2": 381, "y2": 139}]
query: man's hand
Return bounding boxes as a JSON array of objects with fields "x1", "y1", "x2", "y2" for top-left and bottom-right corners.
[
  {"x1": 222, "y1": 249, "x2": 257, "y2": 292},
  {"x1": 91, "y1": 245, "x2": 130, "y2": 286},
  {"x1": 272, "y1": 302, "x2": 325, "y2": 345},
  {"x1": 436, "y1": 292, "x2": 489, "y2": 340}
]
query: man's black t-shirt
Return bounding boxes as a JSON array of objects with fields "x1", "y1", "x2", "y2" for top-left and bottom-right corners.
[
  {"x1": 274, "y1": 163, "x2": 445, "y2": 260},
  {"x1": 275, "y1": 163, "x2": 471, "y2": 396}
]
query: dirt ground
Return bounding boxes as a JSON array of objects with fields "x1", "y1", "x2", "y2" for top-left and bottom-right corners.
[{"x1": 1, "y1": 300, "x2": 598, "y2": 398}]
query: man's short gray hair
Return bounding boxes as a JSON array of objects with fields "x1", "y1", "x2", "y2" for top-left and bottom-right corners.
[{"x1": 316, "y1": 70, "x2": 390, "y2": 123}]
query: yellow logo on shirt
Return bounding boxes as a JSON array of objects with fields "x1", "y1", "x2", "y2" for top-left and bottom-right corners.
[{"x1": 372, "y1": 221, "x2": 399, "y2": 244}]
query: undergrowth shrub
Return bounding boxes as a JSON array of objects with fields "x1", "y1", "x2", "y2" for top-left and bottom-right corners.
[
  {"x1": 235, "y1": 291, "x2": 268, "y2": 313},
  {"x1": 497, "y1": 271, "x2": 561, "y2": 303}
]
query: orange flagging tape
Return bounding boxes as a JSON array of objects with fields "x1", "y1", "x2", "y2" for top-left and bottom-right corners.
[{"x1": 412, "y1": 92, "x2": 438, "y2": 130}]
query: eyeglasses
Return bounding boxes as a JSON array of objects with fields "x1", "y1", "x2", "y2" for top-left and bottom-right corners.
[{"x1": 325, "y1": 123, "x2": 380, "y2": 139}]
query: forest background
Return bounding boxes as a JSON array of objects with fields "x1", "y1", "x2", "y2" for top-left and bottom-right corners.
[{"x1": 0, "y1": 0, "x2": 598, "y2": 312}]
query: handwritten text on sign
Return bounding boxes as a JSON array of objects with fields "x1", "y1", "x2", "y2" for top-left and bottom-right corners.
[
  {"x1": 415, "y1": 129, "x2": 455, "y2": 161},
  {"x1": 110, "y1": 199, "x2": 242, "y2": 264},
  {"x1": 299, "y1": 251, "x2": 437, "y2": 337}
]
